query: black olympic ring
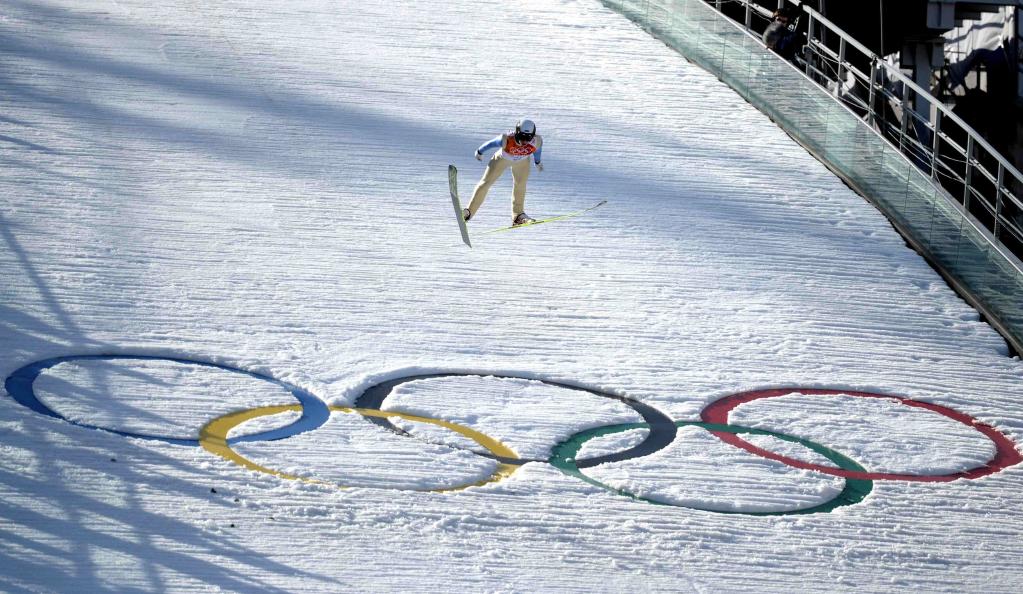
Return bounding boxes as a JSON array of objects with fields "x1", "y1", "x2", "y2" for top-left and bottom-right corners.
[{"x1": 352, "y1": 373, "x2": 677, "y2": 468}]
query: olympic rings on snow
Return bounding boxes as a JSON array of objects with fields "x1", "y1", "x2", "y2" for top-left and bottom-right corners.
[{"x1": 5, "y1": 354, "x2": 1022, "y2": 514}]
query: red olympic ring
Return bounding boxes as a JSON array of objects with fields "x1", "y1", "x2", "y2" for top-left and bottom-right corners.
[{"x1": 700, "y1": 388, "x2": 1023, "y2": 482}]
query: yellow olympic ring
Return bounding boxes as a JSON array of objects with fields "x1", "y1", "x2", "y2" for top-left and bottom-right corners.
[{"x1": 199, "y1": 405, "x2": 520, "y2": 492}]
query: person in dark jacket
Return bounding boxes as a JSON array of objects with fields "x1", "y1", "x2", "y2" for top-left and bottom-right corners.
[{"x1": 763, "y1": 8, "x2": 798, "y2": 60}]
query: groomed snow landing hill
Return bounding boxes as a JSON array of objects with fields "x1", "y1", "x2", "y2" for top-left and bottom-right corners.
[{"x1": 2, "y1": 0, "x2": 1023, "y2": 592}]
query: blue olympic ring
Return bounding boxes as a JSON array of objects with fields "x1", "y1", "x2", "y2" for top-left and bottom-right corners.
[{"x1": 4, "y1": 355, "x2": 329, "y2": 446}]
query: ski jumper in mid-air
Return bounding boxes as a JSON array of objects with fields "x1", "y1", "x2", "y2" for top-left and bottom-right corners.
[{"x1": 463, "y1": 119, "x2": 543, "y2": 226}]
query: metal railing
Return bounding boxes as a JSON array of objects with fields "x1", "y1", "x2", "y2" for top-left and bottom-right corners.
[
  {"x1": 710, "y1": 0, "x2": 1023, "y2": 268},
  {"x1": 599, "y1": 0, "x2": 1023, "y2": 353},
  {"x1": 797, "y1": 5, "x2": 1023, "y2": 256}
]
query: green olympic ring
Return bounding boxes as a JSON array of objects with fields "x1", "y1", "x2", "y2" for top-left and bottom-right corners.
[{"x1": 549, "y1": 421, "x2": 873, "y2": 515}]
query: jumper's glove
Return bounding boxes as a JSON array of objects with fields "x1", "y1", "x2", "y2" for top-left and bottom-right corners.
[
  {"x1": 475, "y1": 151, "x2": 483, "y2": 161},
  {"x1": 535, "y1": 161, "x2": 544, "y2": 172}
]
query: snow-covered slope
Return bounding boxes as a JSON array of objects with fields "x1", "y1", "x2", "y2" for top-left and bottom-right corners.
[{"x1": 1, "y1": 0, "x2": 1022, "y2": 591}]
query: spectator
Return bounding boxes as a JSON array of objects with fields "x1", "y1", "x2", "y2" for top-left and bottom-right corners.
[{"x1": 763, "y1": 8, "x2": 798, "y2": 60}]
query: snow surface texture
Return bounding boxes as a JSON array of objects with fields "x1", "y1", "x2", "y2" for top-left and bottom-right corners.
[{"x1": 2, "y1": 0, "x2": 1023, "y2": 592}]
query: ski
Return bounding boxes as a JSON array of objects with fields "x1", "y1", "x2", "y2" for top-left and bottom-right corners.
[
  {"x1": 480, "y1": 200, "x2": 608, "y2": 235},
  {"x1": 448, "y1": 165, "x2": 472, "y2": 248}
]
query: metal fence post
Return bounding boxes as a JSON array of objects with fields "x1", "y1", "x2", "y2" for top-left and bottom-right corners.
[
  {"x1": 963, "y1": 135, "x2": 974, "y2": 212},
  {"x1": 867, "y1": 57, "x2": 877, "y2": 126},
  {"x1": 899, "y1": 90, "x2": 911, "y2": 156},
  {"x1": 994, "y1": 164, "x2": 1005, "y2": 239},
  {"x1": 805, "y1": 15, "x2": 815, "y2": 77},
  {"x1": 836, "y1": 38, "x2": 846, "y2": 97}
]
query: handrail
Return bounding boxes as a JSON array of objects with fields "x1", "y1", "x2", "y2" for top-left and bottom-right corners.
[
  {"x1": 704, "y1": 0, "x2": 1023, "y2": 274},
  {"x1": 800, "y1": 6, "x2": 874, "y2": 58},
  {"x1": 600, "y1": 0, "x2": 1023, "y2": 354},
  {"x1": 802, "y1": 6, "x2": 1023, "y2": 187}
]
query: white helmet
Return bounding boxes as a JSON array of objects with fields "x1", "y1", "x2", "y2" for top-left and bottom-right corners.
[{"x1": 515, "y1": 118, "x2": 536, "y2": 141}]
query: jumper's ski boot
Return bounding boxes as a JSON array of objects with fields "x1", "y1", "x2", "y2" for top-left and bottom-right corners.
[{"x1": 513, "y1": 213, "x2": 535, "y2": 226}]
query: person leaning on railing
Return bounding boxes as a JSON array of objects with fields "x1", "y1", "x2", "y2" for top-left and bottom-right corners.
[{"x1": 762, "y1": 7, "x2": 799, "y2": 61}]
